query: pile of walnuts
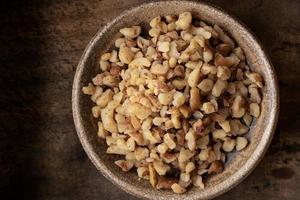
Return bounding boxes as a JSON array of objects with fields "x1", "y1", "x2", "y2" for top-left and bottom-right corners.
[{"x1": 82, "y1": 12, "x2": 264, "y2": 194}]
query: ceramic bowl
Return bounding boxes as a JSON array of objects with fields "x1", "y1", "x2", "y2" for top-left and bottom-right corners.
[{"x1": 72, "y1": 1, "x2": 279, "y2": 199}]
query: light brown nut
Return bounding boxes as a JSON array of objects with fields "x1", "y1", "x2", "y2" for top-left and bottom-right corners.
[
  {"x1": 181, "y1": 30, "x2": 193, "y2": 42},
  {"x1": 149, "y1": 28, "x2": 160, "y2": 37},
  {"x1": 171, "y1": 183, "x2": 186, "y2": 194},
  {"x1": 193, "y1": 35, "x2": 205, "y2": 47},
  {"x1": 217, "y1": 66, "x2": 231, "y2": 80},
  {"x1": 158, "y1": 91, "x2": 174, "y2": 105},
  {"x1": 190, "y1": 87, "x2": 201, "y2": 110},
  {"x1": 153, "y1": 117, "x2": 168, "y2": 126},
  {"x1": 216, "y1": 43, "x2": 232, "y2": 56},
  {"x1": 97, "y1": 121, "x2": 108, "y2": 138},
  {"x1": 203, "y1": 47, "x2": 213, "y2": 63},
  {"x1": 175, "y1": 12, "x2": 192, "y2": 30},
  {"x1": 218, "y1": 120, "x2": 231, "y2": 132},
  {"x1": 157, "y1": 41, "x2": 170, "y2": 53},
  {"x1": 109, "y1": 50, "x2": 119, "y2": 63},
  {"x1": 149, "y1": 164, "x2": 158, "y2": 187},
  {"x1": 233, "y1": 47, "x2": 245, "y2": 60},
  {"x1": 150, "y1": 62, "x2": 169, "y2": 75},
  {"x1": 150, "y1": 16, "x2": 161, "y2": 28},
  {"x1": 99, "y1": 60, "x2": 110, "y2": 72},
  {"x1": 185, "y1": 162, "x2": 195, "y2": 173},
  {"x1": 153, "y1": 161, "x2": 170, "y2": 176},
  {"x1": 208, "y1": 161, "x2": 224, "y2": 174},
  {"x1": 101, "y1": 52, "x2": 111, "y2": 61},
  {"x1": 185, "y1": 61, "x2": 202, "y2": 69},
  {"x1": 171, "y1": 109, "x2": 181, "y2": 129},
  {"x1": 82, "y1": 83, "x2": 95, "y2": 95},
  {"x1": 157, "y1": 177, "x2": 176, "y2": 190},
  {"x1": 92, "y1": 74, "x2": 105, "y2": 86},
  {"x1": 230, "y1": 119, "x2": 249, "y2": 135},
  {"x1": 188, "y1": 67, "x2": 201, "y2": 87},
  {"x1": 236, "y1": 81, "x2": 248, "y2": 97},
  {"x1": 179, "y1": 105, "x2": 192, "y2": 118},
  {"x1": 213, "y1": 25, "x2": 234, "y2": 48},
  {"x1": 103, "y1": 75, "x2": 118, "y2": 87},
  {"x1": 128, "y1": 57, "x2": 151, "y2": 68},
  {"x1": 236, "y1": 136, "x2": 248, "y2": 151},
  {"x1": 161, "y1": 152, "x2": 177, "y2": 163},
  {"x1": 176, "y1": 129, "x2": 186, "y2": 146},
  {"x1": 164, "y1": 133, "x2": 176, "y2": 149},
  {"x1": 134, "y1": 147, "x2": 149, "y2": 161},
  {"x1": 197, "y1": 135, "x2": 209, "y2": 149},
  {"x1": 115, "y1": 160, "x2": 134, "y2": 172},
  {"x1": 126, "y1": 137, "x2": 136, "y2": 151},
  {"x1": 137, "y1": 166, "x2": 149, "y2": 180},
  {"x1": 185, "y1": 129, "x2": 196, "y2": 151},
  {"x1": 193, "y1": 119, "x2": 205, "y2": 135},
  {"x1": 212, "y1": 129, "x2": 227, "y2": 140},
  {"x1": 201, "y1": 63, "x2": 217, "y2": 75},
  {"x1": 174, "y1": 65, "x2": 185, "y2": 77},
  {"x1": 232, "y1": 95, "x2": 246, "y2": 118},
  {"x1": 222, "y1": 138, "x2": 236, "y2": 152},
  {"x1": 198, "y1": 79, "x2": 214, "y2": 92},
  {"x1": 157, "y1": 143, "x2": 168, "y2": 154},
  {"x1": 96, "y1": 89, "x2": 113, "y2": 108},
  {"x1": 198, "y1": 149, "x2": 209, "y2": 161},
  {"x1": 212, "y1": 79, "x2": 228, "y2": 97},
  {"x1": 172, "y1": 91, "x2": 185, "y2": 107},
  {"x1": 178, "y1": 148, "x2": 193, "y2": 163},
  {"x1": 164, "y1": 120, "x2": 174, "y2": 130},
  {"x1": 106, "y1": 145, "x2": 129, "y2": 155},
  {"x1": 169, "y1": 57, "x2": 177, "y2": 68},
  {"x1": 92, "y1": 106, "x2": 101, "y2": 118},
  {"x1": 143, "y1": 130, "x2": 161, "y2": 145},
  {"x1": 118, "y1": 46, "x2": 134, "y2": 64},
  {"x1": 191, "y1": 26, "x2": 212, "y2": 39},
  {"x1": 172, "y1": 79, "x2": 186, "y2": 90},
  {"x1": 119, "y1": 26, "x2": 141, "y2": 38},
  {"x1": 130, "y1": 116, "x2": 141, "y2": 130},
  {"x1": 213, "y1": 142, "x2": 222, "y2": 160},
  {"x1": 201, "y1": 102, "x2": 216, "y2": 114},
  {"x1": 249, "y1": 86, "x2": 261, "y2": 103},
  {"x1": 128, "y1": 132, "x2": 145, "y2": 146},
  {"x1": 243, "y1": 113, "x2": 253, "y2": 126},
  {"x1": 127, "y1": 102, "x2": 152, "y2": 120},
  {"x1": 192, "y1": 175, "x2": 205, "y2": 189},
  {"x1": 249, "y1": 103, "x2": 260, "y2": 118},
  {"x1": 101, "y1": 105, "x2": 118, "y2": 133},
  {"x1": 226, "y1": 82, "x2": 236, "y2": 95},
  {"x1": 245, "y1": 72, "x2": 264, "y2": 88}
]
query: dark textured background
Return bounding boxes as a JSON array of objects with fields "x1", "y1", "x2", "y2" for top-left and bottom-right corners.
[{"x1": 0, "y1": 0, "x2": 299, "y2": 199}]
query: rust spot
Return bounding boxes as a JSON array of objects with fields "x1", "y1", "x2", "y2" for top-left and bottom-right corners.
[{"x1": 271, "y1": 167, "x2": 294, "y2": 179}]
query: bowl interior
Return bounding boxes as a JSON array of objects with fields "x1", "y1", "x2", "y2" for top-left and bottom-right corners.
[{"x1": 72, "y1": 1, "x2": 278, "y2": 199}]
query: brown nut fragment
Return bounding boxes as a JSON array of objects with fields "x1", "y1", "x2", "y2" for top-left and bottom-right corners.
[
  {"x1": 217, "y1": 66, "x2": 231, "y2": 80},
  {"x1": 115, "y1": 160, "x2": 134, "y2": 172},
  {"x1": 153, "y1": 161, "x2": 170, "y2": 175},
  {"x1": 157, "y1": 177, "x2": 177, "y2": 190},
  {"x1": 232, "y1": 95, "x2": 246, "y2": 118},
  {"x1": 164, "y1": 133, "x2": 176, "y2": 149},
  {"x1": 212, "y1": 79, "x2": 228, "y2": 97},
  {"x1": 236, "y1": 137, "x2": 248, "y2": 151},
  {"x1": 120, "y1": 26, "x2": 141, "y2": 38},
  {"x1": 208, "y1": 161, "x2": 224, "y2": 174},
  {"x1": 137, "y1": 166, "x2": 149, "y2": 179},
  {"x1": 222, "y1": 138, "x2": 236, "y2": 152},
  {"x1": 96, "y1": 89, "x2": 113, "y2": 108},
  {"x1": 246, "y1": 72, "x2": 263, "y2": 88},
  {"x1": 190, "y1": 87, "x2": 201, "y2": 110},
  {"x1": 218, "y1": 120, "x2": 231, "y2": 133},
  {"x1": 172, "y1": 91, "x2": 185, "y2": 107},
  {"x1": 203, "y1": 47, "x2": 213, "y2": 63},
  {"x1": 119, "y1": 46, "x2": 134, "y2": 64},
  {"x1": 192, "y1": 175, "x2": 205, "y2": 189},
  {"x1": 197, "y1": 135, "x2": 209, "y2": 149},
  {"x1": 149, "y1": 164, "x2": 158, "y2": 187},
  {"x1": 249, "y1": 103, "x2": 260, "y2": 118},
  {"x1": 185, "y1": 129, "x2": 196, "y2": 151},
  {"x1": 216, "y1": 43, "x2": 232, "y2": 56},
  {"x1": 212, "y1": 129, "x2": 226, "y2": 140},
  {"x1": 171, "y1": 183, "x2": 186, "y2": 194},
  {"x1": 243, "y1": 113, "x2": 253, "y2": 126},
  {"x1": 188, "y1": 67, "x2": 202, "y2": 87},
  {"x1": 198, "y1": 79, "x2": 214, "y2": 92},
  {"x1": 179, "y1": 105, "x2": 192, "y2": 118},
  {"x1": 150, "y1": 63, "x2": 169, "y2": 75},
  {"x1": 249, "y1": 86, "x2": 262, "y2": 103},
  {"x1": 193, "y1": 119, "x2": 205, "y2": 135},
  {"x1": 175, "y1": 12, "x2": 192, "y2": 30},
  {"x1": 202, "y1": 102, "x2": 216, "y2": 114},
  {"x1": 91, "y1": 106, "x2": 101, "y2": 118}
]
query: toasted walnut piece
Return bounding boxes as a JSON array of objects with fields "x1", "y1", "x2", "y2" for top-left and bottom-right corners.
[
  {"x1": 188, "y1": 66, "x2": 201, "y2": 87},
  {"x1": 161, "y1": 152, "x2": 177, "y2": 163},
  {"x1": 219, "y1": 120, "x2": 231, "y2": 132},
  {"x1": 103, "y1": 75, "x2": 118, "y2": 87},
  {"x1": 249, "y1": 86, "x2": 261, "y2": 103},
  {"x1": 217, "y1": 66, "x2": 231, "y2": 80},
  {"x1": 150, "y1": 16, "x2": 161, "y2": 28},
  {"x1": 92, "y1": 106, "x2": 101, "y2": 118},
  {"x1": 101, "y1": 106, "x2": 118, "y2": 133},
  {"x1": 101, "y1": 52, "x2": 111, "y2": 61},
  {"x1": 216, "y1": 43, "x2": 232, "y2": 56},
  {"x1": 191, "y1": 176, "x2": 204, "y2": 189},
  {"x1": 203, "y1": 47, "x2": 213, "y2": 63},
  {"x1": 120, "y1": 26, "x2": 141, "y2": 38},
  {"x1": 99, "y1": 60, "x2": 110, "y2": 72},
  {"x1": 197, "y1": 135, "x2": 209, "y2": 149},
  {"x1": 185, "y1": 61, "x2": 202, "y2": 69},
  {"x1": 212, "y1": 79, "x2": 228, "y2": 97},
  {"x1": 97, "y1": 122, "x2": 108, "y2": 138},
  {"x1": 172, "y1": 79, "x2": 186, "y2": 90},
  {"x1": 213, "y1": 25, "x2": 234, "y2": 48},
  {"x1": 179, "y1": 105, "x2": 192, "y2": 118},
  {"x1": 208, "y1": 161, "x2": 224, "y2": 174},
  {"x1": 175, "y1": 12, "x2": 192, "y2": 30},
  {"x1": 137, "y1": 166, "x2": 149, "y2": 179},
  {"x1": 174, "y1": 65, "x2": 185, "y2": 77},
  {"x1": 150, "y1": 63, "x2": 169, "y2": 75},
  {"x1": 106, "y1": 145, "x2": 129, "y2": 155},
  {"x1": 153, "y1": 161, "x2": 170, "y2": 176},
  {"x1": 222, "y1": 138, "x2": 236, "y2": 152},
  {"x1": 243, "y1": 113, "x2": 253, "y2": 126},
  {"x1": 82, "y1": 83, "x2": 95, "y2": 96},
  {"x1": 212, "y1": 129, "x2": 226, "y2": 140},
  {"x1": 127, "y1": 102, "x2": 152, "y2": 120},
  {"x1": 245, "y1": 72, "x2": 263, "y2": 88},
  {"x1": 191, "y1": 26, "x2": 212, "y2": 39},
  {"x1": 149, "y1": 164, "x2": 158, "y2": 187},
  {"x1": 185, "y1": 162, "x2": 195, "y2": 173},
  {"x1": 172, "y1": 91, "x2": 185, "y2": 107},
  {"x1": 236, "y1": 137, "x2": 248, "y2": 151},
  {"x1": 236, "y1": 81, "x2": 248, "y2": 97},
  {"x1": 130, "y1": 116, "x2": 141, "y2": 130},
  {"x1": 164, "y1": 133, "x2": 176, "y2": 149},
  {"x1": 129, "y1": 57, "x2": 151, "y2": 68},
  {"x1": 157, "y1": 41, "x2": 170, "y2": 53},
  {"x1": 153, "y1": 117, "x2": 168, "y2": 126},
  {"x1": 232, "y1": 95, "x2": 246, "y2": 118},
  {"x1": 96, "y1": 89, "x2": 113, "y2": 108},
  {"x1": 189, "y1": 87, "x2": 201, "y2": 110},
  {"x1": 92, "y1": 74, "x2": 104, "y2": 86},
  {"x1": 164, "y1": 120, "x2": 174, "y2": 130},
  {"x1": 201, "y1": 63, "x2": 217, "y2": 75},
  {"x1": 158, "y1": 92, "x2": 173, "y2": 106},
  {"x1": 202, "y1": 102, "x2": 216, "y2": 114},
  {"x1": 143, "y1": 130, "x2": 161, "y2": 145},
  {"x1": 157, "y1": 143, "x2": 168, "y2": 154},
  {"x1": 176, "y1": 129, "x2": 185, "y2": 146},
  {"x1": 198, "y1": 79, "x2": 213, "y2": 92},
  {"x1": 178, "y1": 148, "x2": 193, "y2": 163},
  {"x1": 213, "y1": 142, "x2": 222, "y2": 160},
  {"x1": 134, "y1": 147, "x2": 149, "y2": 161},
  {"x1": 192, "y1": 119, "x2": 204, "y2": 135},
  {"x1": 115, "y1": 160, "x2": 134, "y2": 172},
  {"x1": 171, "y1": 183, "x2": 186, "y2": 194},
  {"x1": 126, "y1": 137, "x2": 136, "y2": 151},
  {"x1": 249, "y1": 103, "x2": 260, "y2": 118},
  {"x1": 185, "y1": 129, "x2": 196, "y2": 151},
  {"x1": 128, "y1": 132, "x2": 145, "y2": 146},
  {"x1": 198, "y1": 149, "x2": 209, "y2": 161},
  {"x1": 230, "y1": 119, "x2": 249, "y2": 135},
  {"x1": 233, "y1": 47, "x2": 245, "y2": 60},
  {"x1": 157, "y1": 177, "x2": 177, "y2": 190},
  {"x1": 169, "y1": 57, "x2": 177, "y2": 68},
  {"x1": 118, "y1": 46, "x2": 134, "y2": 64}
]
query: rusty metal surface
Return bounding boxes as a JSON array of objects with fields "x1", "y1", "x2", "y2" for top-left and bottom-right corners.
[{"x1": 0, "y1": 0, "x2": 299, "y2": 199}]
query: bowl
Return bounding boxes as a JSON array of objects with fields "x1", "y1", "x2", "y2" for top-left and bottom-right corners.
[{"x1": 72, "y1": 1, "x2": 279, "y2": 199}]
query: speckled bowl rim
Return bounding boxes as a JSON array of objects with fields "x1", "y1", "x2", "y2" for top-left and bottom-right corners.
[{"x1": 72, "y1": 1, "x2": 279, "y2": 199}]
